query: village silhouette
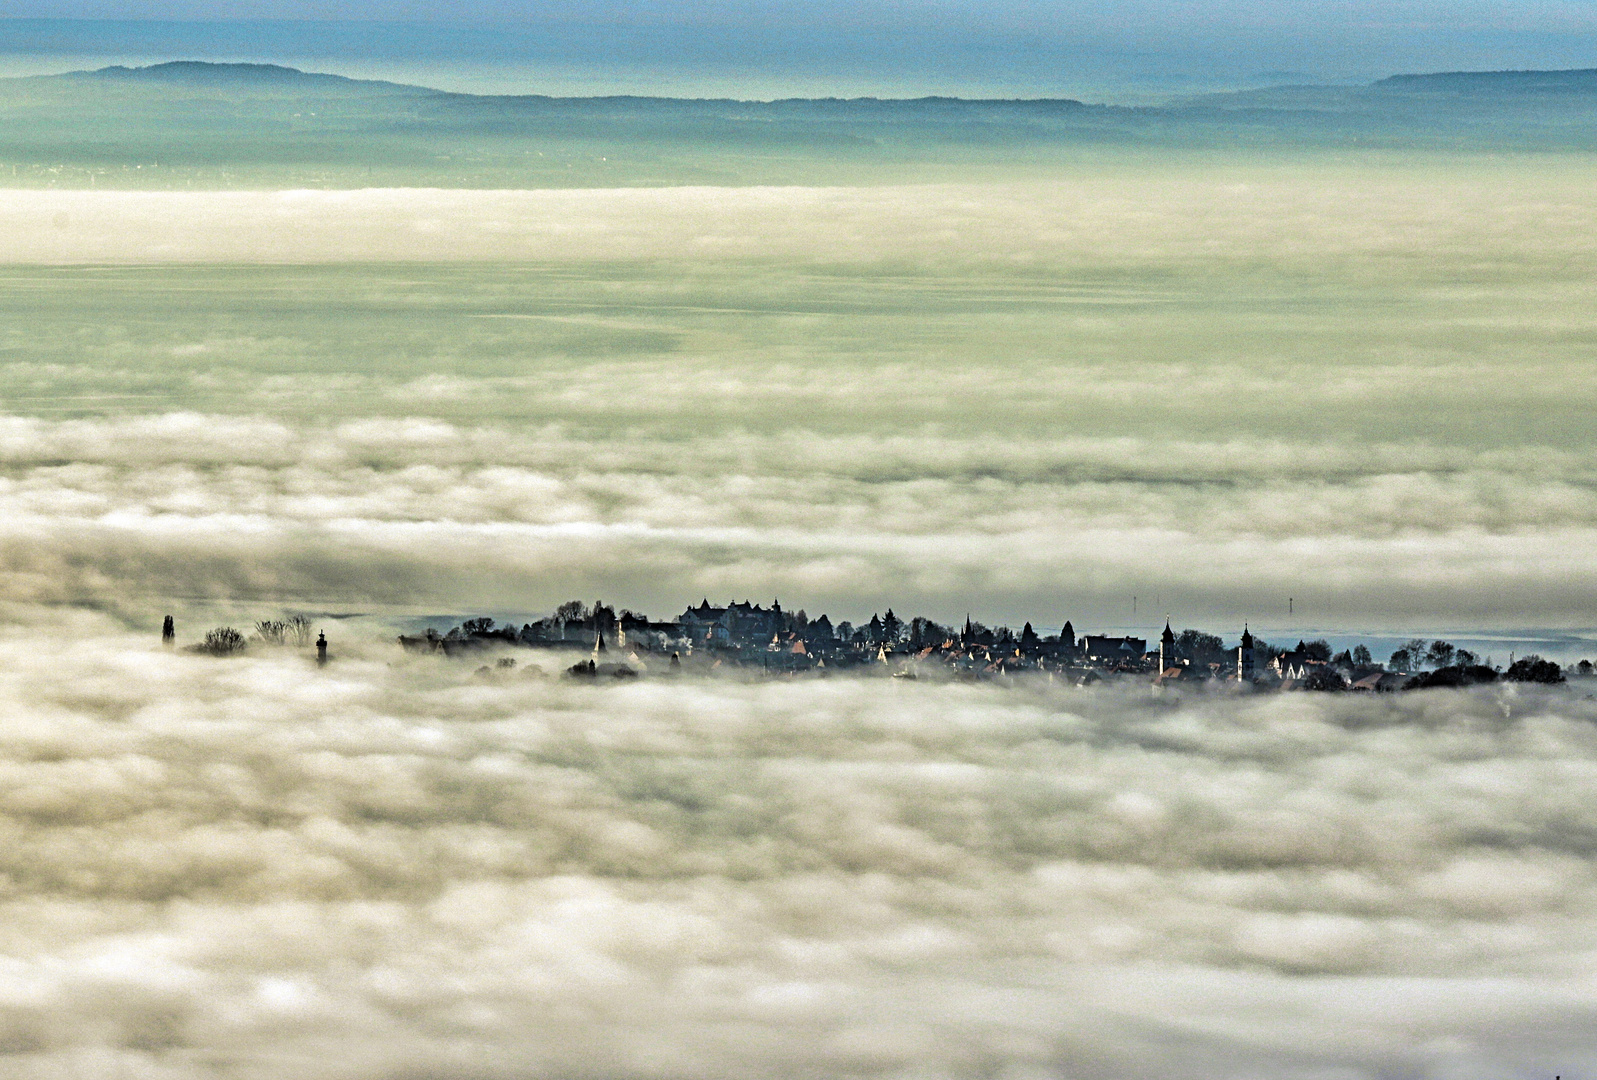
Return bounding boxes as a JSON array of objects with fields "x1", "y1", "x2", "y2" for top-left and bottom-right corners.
[{"x1": 340, "y1": 598, "x2": 1593, "y2": 690}]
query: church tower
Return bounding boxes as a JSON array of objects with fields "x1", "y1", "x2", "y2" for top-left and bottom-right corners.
[
  {"x1": 1160, "y1": 620, "x2": 1175, "y2": 672},
  {"x1": 1239, "y1": 624, "x2": 1255, "y2": 681}
]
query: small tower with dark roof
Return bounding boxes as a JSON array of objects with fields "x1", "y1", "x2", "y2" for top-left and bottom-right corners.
[
  {"x1": 1239, "y1": 624, "x2": 1256, "y2": 681},
  {"x1": 1160, "y1": 620, "x2": 1175, "y2": 673}
]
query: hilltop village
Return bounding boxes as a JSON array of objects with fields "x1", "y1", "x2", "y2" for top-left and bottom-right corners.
[{"x1": 398, "y1": 599, "x2": 1583, "y2": 689}]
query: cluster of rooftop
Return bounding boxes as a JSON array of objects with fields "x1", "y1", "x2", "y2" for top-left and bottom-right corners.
[{"x1": 401, "y1": 599, "x2": 1588, "y2": 688}]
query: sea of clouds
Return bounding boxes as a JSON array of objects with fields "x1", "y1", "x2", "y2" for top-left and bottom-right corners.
[
  {"x1": 0, "y1": 411, "x2": 1595, "y2": 632},
  {"x1": 2, "y1": 159, "x2": 1596, "y2": 1076},
  {"x1": 2, "y1": 166, "x2": 1597, "y2": 629},
  {"x1": 5, "y1": 167, "x2": 1597, "y2": 267},
  {"x1": 0, "y1": 614, "x2": 1594, "y2": 1078}
]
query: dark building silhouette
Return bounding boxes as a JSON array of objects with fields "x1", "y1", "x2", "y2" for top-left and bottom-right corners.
[
  {"x1": 316, "y1": 631, "x2": 328, "y2": 666},
  {"x1": 1081, "y1": 634, "x2": 1147, "y2": 664},
  {"x1": 679, "y1": 599, "x2": 784, "y2": 645},
  {"x1": 162, "y1": 615, "x2": 175, "y2": 647}
]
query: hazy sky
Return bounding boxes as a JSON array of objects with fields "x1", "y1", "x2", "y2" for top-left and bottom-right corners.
[{"x1": 4, "y1": 1, "x2": 1594, "y2": 31}]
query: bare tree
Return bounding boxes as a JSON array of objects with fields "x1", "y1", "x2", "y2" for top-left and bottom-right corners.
[
  {"x1": 255, "y1": 616, "x2": 315, "y2": 647},
  {"x1": 203, "y1": 627, "x2": 247, "y2": 656},
  {"x1": 255, "y1": 619, "x2": 289, "y2": 645},
  {"x1": 287, "y1": 615, "x2": 314, "y2": 647}
]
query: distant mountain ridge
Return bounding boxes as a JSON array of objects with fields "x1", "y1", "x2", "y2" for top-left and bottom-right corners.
[
  {"x1": 6, "y1": 60, "x2": 1597, "y2": 189},
  {"x1": 1373, "y1": 69, "x2": 1597, "y2": 92},
  {"x1": 1375, "y1": 68, "x2": 1597, "y2": 93},
  {"x1": 60, "y1": 60, "x2": 431, "y2": 95},
  {"x1": 45, "y1": 60, "x2": 1597, "y2": 104},
  {"x1": 52, "y1": 61, "x2": 1096, "y2": 110}
]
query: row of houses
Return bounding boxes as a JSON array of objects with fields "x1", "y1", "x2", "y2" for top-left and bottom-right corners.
[
  {"x1": 397, "y1": 600, "x2": 1272, "y2": 684},
  {"x1": 399, "y1": 600, "x2": 1580, "y2": 688}
]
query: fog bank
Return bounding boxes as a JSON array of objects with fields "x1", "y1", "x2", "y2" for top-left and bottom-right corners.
[
  {"x1": 3, "y1": 165, "x2": 1597, "y2": 630},
  {"x1": 0, "y1": 412, "x2": 1595, "y2": 631},
  {"x1": 0, "y1": 615, "x2": 1594, "y2": 1078},
  {"x1": 6, "y1": 168, "x2": 1597, "y2": 266}
]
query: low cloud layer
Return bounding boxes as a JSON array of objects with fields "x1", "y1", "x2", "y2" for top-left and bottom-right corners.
[
  {"x1": 2, "y1": 176, "x2": 1596, "y2": 631},
  {"x1": 6, "y1": 164, "x2": 1597, "y2": 269},
  {"x1": 1, "y1": 161, "x2": 1595, "y2": 1077},
  {"x1": 0, "y1": 413, "x2": 1594, "y2": 630},
  {"x1": 0, "y1": 616, "x2": 1594, "y2": 1077}
]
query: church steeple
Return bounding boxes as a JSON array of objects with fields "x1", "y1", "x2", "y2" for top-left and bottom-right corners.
[{"x1": 1159, "y1": 620, "x2": 1175, "y2": 672}]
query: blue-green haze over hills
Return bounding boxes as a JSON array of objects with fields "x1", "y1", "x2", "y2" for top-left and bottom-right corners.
[{"x1": 5, "y1": 60, "x2": 1597, "y2": 188}]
